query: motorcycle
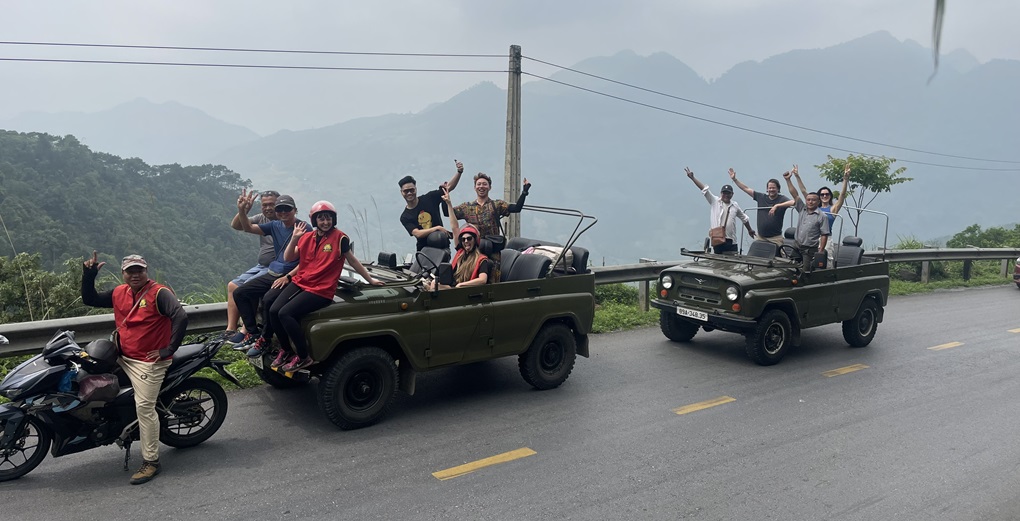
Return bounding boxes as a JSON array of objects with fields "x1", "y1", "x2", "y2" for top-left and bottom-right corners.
[{"x1": 0, "y1": 330, "x2": 240, "y2": 482}]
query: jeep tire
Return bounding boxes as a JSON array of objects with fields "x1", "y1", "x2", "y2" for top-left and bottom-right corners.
[
  {"x1": 659, "y1": 310, "x2": 699, "y2": 342},
  {"x1": 318, "y1": 347, "x2": 399, "y2": 430},
  {"x1": 519, "y1": 323, "x2": 577, "y2": 390},
  {"x1": 842, "y1": 298, "x2": 879, "y2": 348},
  {"x1": 745, "y1": 309, "x2": 793, "y2": 366}
]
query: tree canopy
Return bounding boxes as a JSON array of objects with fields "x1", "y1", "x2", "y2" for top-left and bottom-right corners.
[
  {"x1": 0, "y1": 130, "x2": 260, "y2": 294},
  {"x1": 815, "y1": 154, "x2": 912, "y2": 236}
]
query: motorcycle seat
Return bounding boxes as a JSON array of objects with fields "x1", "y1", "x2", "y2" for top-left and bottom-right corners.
[{"x1": 172, "y1": 343, "x2": 205, "y2": 362}]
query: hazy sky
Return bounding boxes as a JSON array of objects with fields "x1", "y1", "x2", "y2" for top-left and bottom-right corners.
[{"x1": 1, "y1": 0, "x2": 1017, "y2": 134}]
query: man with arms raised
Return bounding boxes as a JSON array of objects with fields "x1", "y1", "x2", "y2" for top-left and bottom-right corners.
[{"x1": 399, "y1": 160, "x2": 464, "y2": 251}]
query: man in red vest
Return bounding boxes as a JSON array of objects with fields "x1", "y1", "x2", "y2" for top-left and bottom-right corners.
[{"x1": 82, "y1": 251, "x2": 188, "y2": 485}]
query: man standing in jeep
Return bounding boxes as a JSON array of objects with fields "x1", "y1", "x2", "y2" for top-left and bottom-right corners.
[
  {"x1": 728, "y1": 168, "x2": 795, "y2": 246},
  {"x1": 399, "y1": 161, "x2": 464, "y2": 251},
  {"x1": 784, "y1": 171, "x2": 830, "y2": 271},
  {"x1": 684, "y1": 167, "x2": 756, "y2": 254}
]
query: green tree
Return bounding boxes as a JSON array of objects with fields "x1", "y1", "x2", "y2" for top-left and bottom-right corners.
[
  {"x1": 815, "y1": 154, "x2": 913, "y2": 236},
  {"x1": 946, "y1": 224, "x2": 1020, "y2": 248}
]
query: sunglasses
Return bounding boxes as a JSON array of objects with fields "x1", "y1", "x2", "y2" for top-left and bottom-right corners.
[
  {"x1": 460, "y1": 236, "x2": 475, "y2": 243},
  {"x1": 275, "y1": 206, "x2": 294, "y2": 213},
  {"x1": 401, "y1": 188, "x2": 416, "y2": 194},
  {"x1": 819, "y1": 193, "x2": 832, "y2": 197}
]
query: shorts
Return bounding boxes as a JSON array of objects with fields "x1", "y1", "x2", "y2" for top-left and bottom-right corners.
[{"x1": 231, "y1": 264, "x2": 270, "y2": 286}]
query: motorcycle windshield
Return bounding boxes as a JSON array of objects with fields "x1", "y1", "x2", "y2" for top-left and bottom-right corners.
[{"x1": 0, "y1": 356, "x2": 66, "y2": 399}]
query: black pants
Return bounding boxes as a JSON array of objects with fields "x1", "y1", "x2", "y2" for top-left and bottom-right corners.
[
  {"x1": 713, "y1": 239, "x2": 737, "y2": 255},
  {"x1": 233, "y1": 272, "x2": 284, "y2": 334},
  {"x1": 263, "y1": 283, "x2": 331, "y2": 359},
  {"x1": 796, "y1": 245, "x2": 822, "y2": 272}
]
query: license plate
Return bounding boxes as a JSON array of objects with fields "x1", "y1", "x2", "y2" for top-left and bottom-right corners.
[
  {"x1": 250, "y1": 354, "x2": 264, "y2": 369},
  {"x1": 676, "y1": 306, "x2": 708, "y2": 322}
]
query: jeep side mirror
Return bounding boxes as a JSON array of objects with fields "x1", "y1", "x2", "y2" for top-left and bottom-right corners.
[
  {"x1": 377, "y1": 252, "x2": 398, "y2": 269},
  {"x1": 436, "y1": 263, "x2": 453, "y2": 287}
]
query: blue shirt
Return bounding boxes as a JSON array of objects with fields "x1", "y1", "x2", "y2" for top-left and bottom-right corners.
[{"x1": 259, "y1": 219, "x2": 306, "y2": 274}]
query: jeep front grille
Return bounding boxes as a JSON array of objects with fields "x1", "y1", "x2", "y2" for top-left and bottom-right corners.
[
  {"x1": 680, "y1": 274, "x2": 722, "y2": 289},
  {"x1": 678, "y1": 287, "x2": 721, "y2": 305}
]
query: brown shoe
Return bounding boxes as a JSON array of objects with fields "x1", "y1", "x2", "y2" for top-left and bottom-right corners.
[{"x1": 130, "y1": 460, "x2": 161, "y2": 485}]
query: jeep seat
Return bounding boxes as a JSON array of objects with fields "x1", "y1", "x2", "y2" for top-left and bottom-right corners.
[
  {"x1": 502, "y1": 253, "x2": 552, "y2": 282},
  {"x1": 782, "y1": 227, "x2": 800, "y2": 261},
  {"x1": 506, "y1": 237, "x2": 560, "y2": 251},
  {"x1": 499, "y1": 248, "x2": 521, "y2": 277},
  {"x1": 410, "y1": 231, "x2": 451, "y2": 274},
  {"x1": 835, "y1": 236, "x2": 864, "y2": 267}
]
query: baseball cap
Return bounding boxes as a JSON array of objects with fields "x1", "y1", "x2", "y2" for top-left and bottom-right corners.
[
  {"x1": 274, "y1": 195, "x2": 296, "y2": 209},
  {"x1": 121, "y1": 254, "x2": 148, "y2": 270},
  {"x1": 720, "y1": 184, "x2": 734, "y2": 193}
]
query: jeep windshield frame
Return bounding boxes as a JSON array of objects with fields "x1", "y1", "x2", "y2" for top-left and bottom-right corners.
[{"x1": 518, "y1": 204, "x2": 598, "y2": 274}]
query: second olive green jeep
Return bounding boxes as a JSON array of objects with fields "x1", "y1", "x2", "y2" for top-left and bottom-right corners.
[{"x1": 651, "y1": 231, "x2": 889, "y2": 366}]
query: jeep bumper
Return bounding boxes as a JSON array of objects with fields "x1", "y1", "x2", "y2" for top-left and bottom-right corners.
[{"x1": 650, "y1": 298, "x2": 757, "y2": 333}]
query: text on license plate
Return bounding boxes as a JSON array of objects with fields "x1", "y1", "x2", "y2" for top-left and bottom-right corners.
[
  {"x1": 250, "y1": 355, "x2": 264, "y2": 369},
  {"x1": 676, "y1": 306, "x2": 708, "y2": 322}
]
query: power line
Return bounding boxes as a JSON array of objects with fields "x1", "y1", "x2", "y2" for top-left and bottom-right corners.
[
  {"x1": 521, "y1": 71, "x2": 1020, "y2": 172},
  {"x1": 0, "y1": 40, "x2": 506, "y2": 58},
  {"x1": 0, "y1": 57, "x2": 506, "y2": 74},
  {"x1": 523, "y1": 55, "x2": 1020, "y2": 165}
]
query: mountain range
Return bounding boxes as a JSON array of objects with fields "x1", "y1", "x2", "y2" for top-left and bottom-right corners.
[{"x1": 3, "y1": 31, "x2": 1017, "y2": 265}]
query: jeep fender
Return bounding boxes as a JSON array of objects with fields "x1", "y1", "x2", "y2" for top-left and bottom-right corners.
[
  {"x1": 758, "y1": 300, "x2": 802, "y2": 347},
  {"x1": 527, "y1": 315, "x2": 590, "y2": 358}
]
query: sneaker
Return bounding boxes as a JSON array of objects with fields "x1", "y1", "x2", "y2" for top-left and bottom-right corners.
[
  {"x1": 227, "y1": 330, "x2": 247, "y2": 344},
  {"x1": 245, "y1": 337, "x2": 270, "y2": 358},
  {"x1": 270, "y1": 350, "x2": 290, "y2": 369},
  {"x1": 233, "y1": 330, "x2": 261, "y2": 351},
  {"x1": 129, "y1": 460, "x2": 161, "y2": 485},
  {"x1": 282, "y1": 356, "x2": 314, "y2": 372},
  {"x1": 218, "y1": 329, "x2": 237, "y2": 341}
]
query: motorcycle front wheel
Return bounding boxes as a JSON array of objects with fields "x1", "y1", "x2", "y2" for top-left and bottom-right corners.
[
  {"x1": 0, "y1": 415, "x2": 51, "y2": 482},
  {"x1": 159, "y1": 377, "x2": 228, "y2": 448}
]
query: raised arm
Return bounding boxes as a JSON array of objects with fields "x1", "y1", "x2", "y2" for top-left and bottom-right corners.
[
  {"x1": 685, "y1": 166, "x2": 706, "y2": 191},
  {"x1": 444, "y1": 160, "x2": 465, "y2": 192},
  {"x1": 792, "y1": 164, "x2": 809, "y2": 197},
  {"x1": 783, "y1": 171, "x2": 801, "y2": 204},
  {"x1": 283, "y1": 221, "x2": 308, "y2": 263},
  {"x1": 728, "y1": 168, "x2": 755, "y2": 198},
  {"x1": 831, "y1": 162, "x2": 851, "y2": 214},
  {"x1": 441, "y1": 187, "x2": 460, "y2": 239},
  {"x1": 81, "y1": 250, "x2": 114, "y2": 308},
  {"x1": 507, "y1": 178, "x2": 531, "y2": 213}
]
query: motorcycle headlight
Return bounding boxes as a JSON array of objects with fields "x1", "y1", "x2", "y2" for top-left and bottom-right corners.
[
  {"x1": 725, "y1": 286, "x2": 740, "y2": 301},
  {"x1": 0, "y1": 387, "x2": 23, "y2": 399},
  {"x1": 660, "y1": 275, "x2": 673, "y2": 290}
]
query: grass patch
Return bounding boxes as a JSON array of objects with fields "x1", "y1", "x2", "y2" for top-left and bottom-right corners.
[
  {"x1": 593, "y1": 302, "x2": 659, "y2": 334},
  {"x1": 890, "y1": 276, "x2": 1012, "y2": 295}
]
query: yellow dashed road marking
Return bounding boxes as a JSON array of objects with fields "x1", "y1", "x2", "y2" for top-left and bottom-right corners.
[
  {"x1": 673, "y1": 396, "x2": 736, "y2": 416},
  {"x1": 822, "y1": 363, "x2": 869, "y2": 377},
  {"x1": 928, "y1": 341, "x2": 964, "y2": 351},
  {"x1": 432, "y1": 447, "x2": 536, "y2": 481},
  {"x1": 1008, "y1": 328, "x2": 1020, "y2": 334}
]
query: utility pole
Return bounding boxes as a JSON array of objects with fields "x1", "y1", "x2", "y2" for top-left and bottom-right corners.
[{"x1": 503, "y1": 44, "x2": 522, "y2": 238}]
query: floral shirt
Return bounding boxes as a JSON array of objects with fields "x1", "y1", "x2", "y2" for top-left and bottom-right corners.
[{"x1": 453, "y1": 199, "x2": 511, "y2": 237}]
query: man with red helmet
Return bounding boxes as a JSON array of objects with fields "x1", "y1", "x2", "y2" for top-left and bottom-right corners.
[{"x1": 258, "y1": 200, "x2": 384, "y2": 372}]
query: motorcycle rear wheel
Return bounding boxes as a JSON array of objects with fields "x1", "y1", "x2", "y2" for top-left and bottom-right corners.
[
  {"x1": 159, "y1": 377, "x2": 228, "y2": 448},
  {"x1": 0, "y1": 415, "x2": 51, "y2": 482}
]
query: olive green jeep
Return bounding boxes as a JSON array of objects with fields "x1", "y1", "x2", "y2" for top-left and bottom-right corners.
[
  {"x1": 249, "y1": 206, "x2": 597, "y2": 429},
  {"x1": 651, "y1": 225, "x2": 889, "y2": 366}
]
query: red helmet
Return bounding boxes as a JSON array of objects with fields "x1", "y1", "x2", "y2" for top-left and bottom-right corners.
[
  {"x1": 309, "y1": 200, "x2": 337, "y2": 226},
  {"x1": 456, "y1": 224, "x2": 480, "y2": 250}
]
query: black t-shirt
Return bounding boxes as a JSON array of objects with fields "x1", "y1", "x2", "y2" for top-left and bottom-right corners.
[
  {"x1": 400, "y1": 189, "x2": 445, "y2": 251},
  {"x1": 752, "y1": 192, "x2": 791, "y2": 238},
  {"x1": 456, "y1": 258, "x2": 493, "y2": 285}
]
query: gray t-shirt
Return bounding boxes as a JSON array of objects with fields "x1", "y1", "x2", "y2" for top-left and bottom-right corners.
[
  {"x1": 250, "y1": 213, "x2": 276, "y2": 266},
  {"x1": 794, "y1": 199, "x2": 831, "y2": 248},
  {"x1": 752, "y1": 192, "x2": 790, "y2": 238}
]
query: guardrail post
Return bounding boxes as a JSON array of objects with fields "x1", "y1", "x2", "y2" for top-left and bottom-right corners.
[
  {"x1": 921, "y1": 261, "x2": 930, "y2": 284},
  {"x1": 638, "y1": 258, "x2": 655, "y2": 312},
  {"x1": 962, "y1": 260, "x2": 972, "y2": 281},
  {"x1": 1002, "y1": 259, "x2": 1009, "y2": 278}
]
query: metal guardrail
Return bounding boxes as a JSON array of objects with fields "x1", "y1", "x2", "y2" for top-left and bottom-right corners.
[{"x1": 2, "y1": 248, "x2": 1017, "y2": 358}]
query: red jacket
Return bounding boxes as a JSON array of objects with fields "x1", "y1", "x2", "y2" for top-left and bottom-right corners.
[
  {"x1": 112, "y1": 281, "x2": 172, "y2": 361},
  {"x1": 451, "y1": 249, "x2": 490, "y2": 283},
  {"x1": 292, "y1": 228, "x2": 348, "y2": 299}
]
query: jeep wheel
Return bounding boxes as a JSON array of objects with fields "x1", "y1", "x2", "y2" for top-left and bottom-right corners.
[
  {"x1": 317, "y1": 347, "x2": 399, "y2": 430},
  {"x1": 519, "y1": 324, "x2": 577, "y2": 390},
  {"x1": 745, "y1": 310, "x2": 793, "y2": 366},
  {"x1": 659, "y1": 310, "x2": 699, "y2": 342},
  {"x1": 842, "y1": 298, "x2": 879, "y2": 348}
]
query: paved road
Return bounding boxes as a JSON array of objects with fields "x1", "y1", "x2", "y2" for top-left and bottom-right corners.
[{"x1": 3, "y1": 285, "x2": 1019, "y2": 521}]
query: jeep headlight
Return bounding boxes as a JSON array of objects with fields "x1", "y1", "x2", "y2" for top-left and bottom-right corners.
[
  {"x1": 725, "y1": 285, "x2": 739, "y2": 301},
  {"x1": 661, "y1": 275, "x2": 673, "y2": 289}
]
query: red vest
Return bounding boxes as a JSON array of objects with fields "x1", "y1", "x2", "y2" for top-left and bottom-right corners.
[
  {"x1": 112, "y1": 281, "x2": 172, "y2": 361},
  {"x1": 292, "y1": 228, "x2": 348, "y2": 299},
  {"x1": 451, "y1": 250, "x2": 489, "y2": 283}
]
